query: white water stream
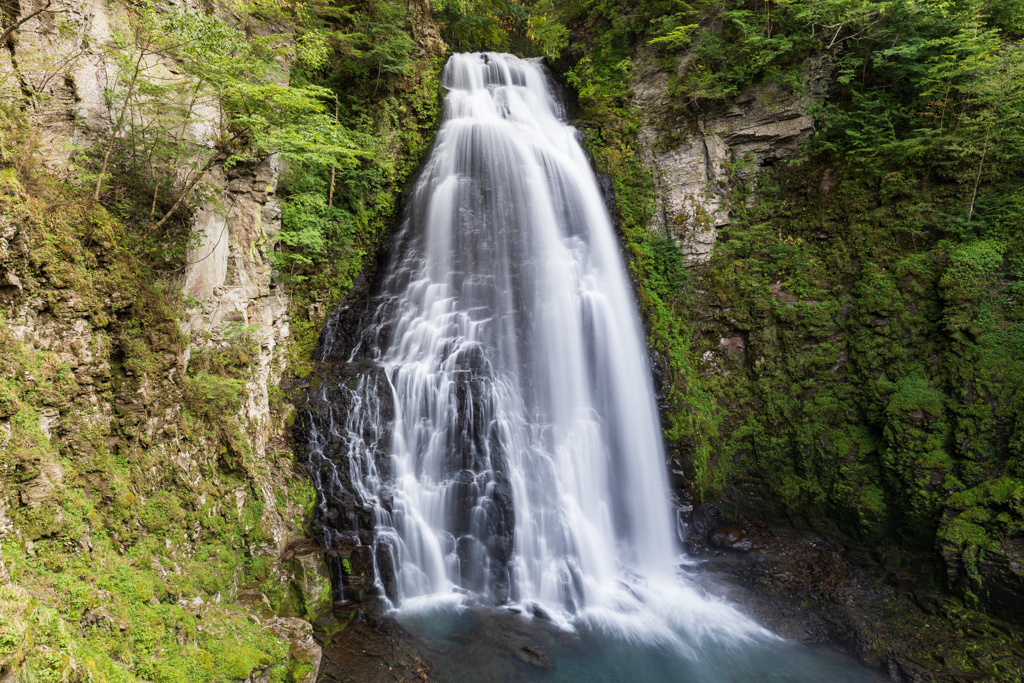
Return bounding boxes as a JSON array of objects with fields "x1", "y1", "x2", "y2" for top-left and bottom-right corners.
[{"x1": 365, "y1": 51, "x2": 682, "y2": 610}]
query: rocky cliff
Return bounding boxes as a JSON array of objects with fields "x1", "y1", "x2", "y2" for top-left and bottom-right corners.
[
  {"x1": 0, "y1": 0, "x2": 444, "y2": 679},
  {"x1": 631, "y1": 46, "x2": 830, "y2": 264},
  {"x1": 575, "y1": 32, "x2": 1024, "y2": 683}
]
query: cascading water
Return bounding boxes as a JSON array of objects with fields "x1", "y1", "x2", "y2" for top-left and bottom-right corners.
[
  {"x1": 303, "y1": 53, "x2": 880, "y2": 682},
  {"x1": 338, "y1": 50, "x2": 680, "y2": 611}
]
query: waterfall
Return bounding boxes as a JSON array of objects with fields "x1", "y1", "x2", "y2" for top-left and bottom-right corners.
[
  {"x1": 299, "y1": 52, "x2": 881, "y2": 682},
  {"x1": 325, "y1": 51, "x2": 680, "y2": 610}
]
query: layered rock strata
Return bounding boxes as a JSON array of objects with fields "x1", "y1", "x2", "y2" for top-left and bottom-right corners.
[{"x1": 631, "y1": 47, "x2": 830, "y2": 264}]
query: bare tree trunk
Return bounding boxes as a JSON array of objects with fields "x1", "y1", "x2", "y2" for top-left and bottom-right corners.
[
  {"x1": 150, "y1": 180, "x2": 159, "y2": 220},
  {"x1": 94, "y1": 45, "x2": 148, "y2": 202},
  {"x1": 141, "y1": 155, "x2": 219, "y2": 239},
  {"x1": 967, "y1": 125, "x2": 991, "y2": 224},
  {"x1": 328, "y1": 100, "x2": 338, "y2": 208}
]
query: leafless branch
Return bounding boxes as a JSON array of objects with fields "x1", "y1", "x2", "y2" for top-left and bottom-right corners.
[{"x1": 0, "y1": 0, "x2": 53, "y2": 46}]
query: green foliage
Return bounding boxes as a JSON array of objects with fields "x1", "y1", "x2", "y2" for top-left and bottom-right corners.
[
  {"x1": 139, "y1": 491, "x2": 187, "y2": 533},
  {"x1": 940, "y1": 240, "x2": 1004, "y2": 304},
  {"x1": 273, "y1": 1, "x2": 445, "y2": 360},
  {"x1": 82, "y1": 3, "x2": 368, "y2": 276},
  {"x1": 528, "y1": 0, "x2": 570, "y2": 59},
  {"x1": 434, "y1": 0, "x2": 533, "y2": 53},
  {"x1": 812, "y1": 2, "x2": 1024, "y2": 192},
  {"x1": 188, "y1": 323, "x2": 260, "y2": 379},
  {"x1": 1, "y1": 535, "x2": 295, "y2": 683},
  {"x1": 668, "y1": 156, "x2": 1024, "y2": 551},
  {"x1": 303, "y1": 0, "x2": 417, "y2": 92},
  {"x1": 274, "y1": 192, "x2": 345, "y2": 280}
]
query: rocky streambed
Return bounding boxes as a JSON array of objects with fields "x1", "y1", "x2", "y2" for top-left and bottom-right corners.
[{"x1": 686, "y1": 506, "x2": 1024, "y2": 682}]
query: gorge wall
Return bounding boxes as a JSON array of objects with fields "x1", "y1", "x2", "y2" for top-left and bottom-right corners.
[
  {"x1": 0, "y1": 0, "x2": 443, "y2": 680},
  {"x1": 625, "y1": 46, "x2": 1024, "y2": 622}
]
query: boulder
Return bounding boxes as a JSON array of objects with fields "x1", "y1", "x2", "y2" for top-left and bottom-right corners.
[
  {"x1": 269, "y1": 616, "x2": 322, "y2": 683},
  {"x1": 708, "y1": 525, "x2": 753, "y2": 552}
]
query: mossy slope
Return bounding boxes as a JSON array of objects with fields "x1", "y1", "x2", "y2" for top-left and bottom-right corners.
[{"x1": 0, "y1": 107, "x2": 323, "y2": 682}]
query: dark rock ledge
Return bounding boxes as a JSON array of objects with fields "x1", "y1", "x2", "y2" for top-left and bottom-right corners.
[{"x1": 683, "y1": 508, "x2": 1024, "y2": 683}]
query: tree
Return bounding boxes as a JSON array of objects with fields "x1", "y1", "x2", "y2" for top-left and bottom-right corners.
[{"x1": 94, "y1": 5, "x2": 368, "y2": 238}]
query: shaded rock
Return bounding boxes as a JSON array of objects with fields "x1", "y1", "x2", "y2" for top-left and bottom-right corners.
[
  {"x1": 19, "y1": 462, "x2": 62, "y2": 508},
  {"x1": 819, "y1": 168, "x2": 838, "y2": 196},
  {"x1": 719, "y1": 335, "x2": 745, "y2": 356},
  {"x1": 241, "y1": 666, "x2": 271, "y2": 683},
  {"x1": 236, "y1": 589, "x2": 276, "y2": 620},
  {"x1": 709, "y1": 525, "x2": 753, "y2": 552},
  {"x1": 268, "y1": 616, "x2": 322, "y2": 683},
  {"x1": 595, "y1": 172, "x2": 616, "y2": 216},
  {"x1": 292, "y1": 544, "x2": 333, "y2": 619},
  {"x1": 961, "y1": 536, "x2": 1024, "y2": 626},
  {"x1": 692, "y1": 503, "x2": 728, "y2": 540},
  {"x1": 515, "y1": 644, "x2": 553, "y2": 669},
  {"x1": 318, "y1": 619, "x2": 434, "y2": 683},
  {"x1": 689, "y1": 518, "x2": 1024, "y2": 681}
]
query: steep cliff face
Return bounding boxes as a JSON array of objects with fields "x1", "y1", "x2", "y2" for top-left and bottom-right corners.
[
  {"x1": 613, "y1": 39, "x2": 1024, "y2": 629},
  {"x1": 0, "y1": 136, "x2": 327, "y2": 682},
  {"x1": 631, "y1": 46, "x2": 829, "y2": 264}
]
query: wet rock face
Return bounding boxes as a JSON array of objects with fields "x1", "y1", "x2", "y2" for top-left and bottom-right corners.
[
  {"x1": 294, "y1": 365, "x2": 393, "y2": 540},
  {"x1": 709, "y1": 525, "x2": 753, "y2": 552},
  {"x1": 630, "y1": 47, "x2": 831, "y2": 265},
  {"x1": 688, "y1": 519, "x2": 1024, "y2": 682},
  {"x1": 944, "y1": 536, "x2": 1024, "y2": 626},
  {"x1": 292, "y1": 287, "x2": 397, "y2": 609},
  {"x1": 683, "y1": 505, "x2": 758, "y2": 554}
]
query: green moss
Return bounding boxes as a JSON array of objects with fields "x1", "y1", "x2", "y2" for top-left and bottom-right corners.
[
  {"x1": 139, "y1": 491, "x2": 186, "y2": 533},
  {"x1": 182, "y1": 372, "x2": 246, "y2": 422},
  {"x1": 886, "y1": 376, "x2": 946, "y2": 418}
]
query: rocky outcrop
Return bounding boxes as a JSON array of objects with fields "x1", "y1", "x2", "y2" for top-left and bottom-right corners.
[
  {"x1": 0, "y1": 0, "x2": 116, "y2": 159},
  {"x1": 181, "y1": 155, "x2": 292, "y2": 455},
  {"x1": 0, "y1": 0, "x2": 328, "y2": 679},
  {"x1": 406, "y1": 0, "x2": 446, "y2": 58},
  {"x1": 631, "y1": 47, "x2": 830, "y2": 264},
  {"x1": 943, "y1": 535, "x2": 1024, "y2": 626}
]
